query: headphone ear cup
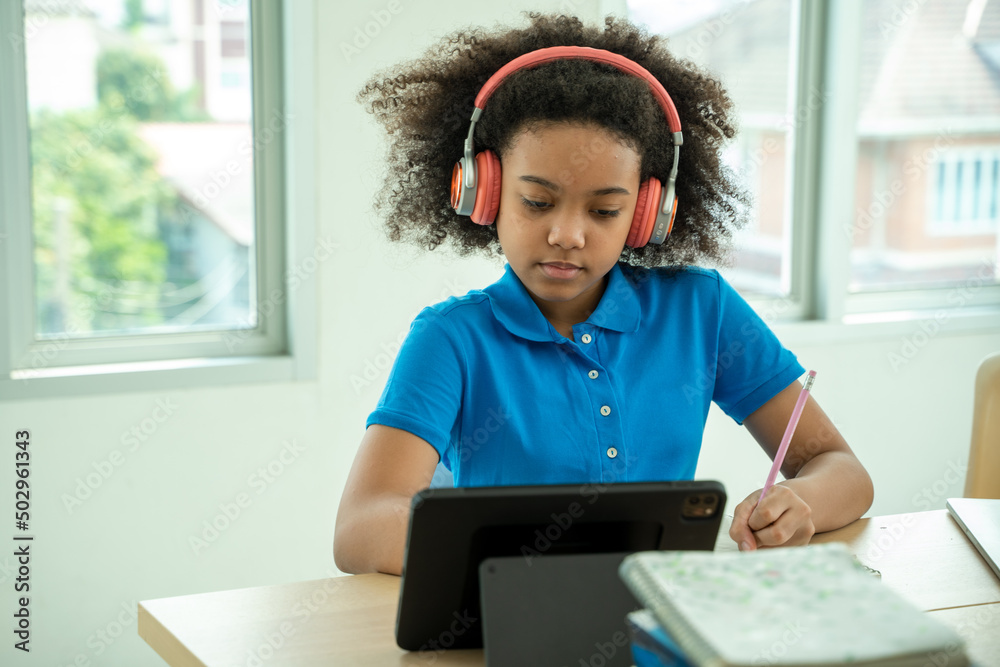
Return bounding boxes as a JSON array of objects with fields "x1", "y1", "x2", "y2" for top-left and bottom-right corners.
[
  {"x1": 648, "y1": 179, "x2": 677, "y2": 245},
  {"x1": 627, "y1": 178, "x2": 661, "y2": 248},
  {"x1": 470, "y1": 150, "x2": 502, "y2": 225},
  {"x1": 450, "y1": 160, "x2": 465, "y2": 212}
]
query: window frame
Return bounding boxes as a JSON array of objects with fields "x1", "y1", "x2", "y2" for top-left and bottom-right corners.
[
  {"x1": 0, "y1": 0, "x2": 318, "y2": 400},
  {"x1": 606, "y1": 0, "x2": 1000, "y2": 326}
]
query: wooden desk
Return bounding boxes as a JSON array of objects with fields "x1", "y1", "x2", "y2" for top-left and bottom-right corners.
[{"x1": 139, "y1": 511, "x2": 1000, "y2": 666}]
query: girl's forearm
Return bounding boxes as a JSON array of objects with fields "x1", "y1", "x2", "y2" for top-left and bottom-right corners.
[
  {"x1": 334, "y1": 493, "x2": 411, "y2": 575},
  {"x1": 779, "y1": 450, "x2": 874, "y2": 533}
]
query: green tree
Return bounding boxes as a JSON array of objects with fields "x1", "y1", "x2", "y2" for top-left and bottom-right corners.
[
  {"x1": 96, "y1": 48, "x2": 207, "y2": 122},
  {"x1": 30, "y1": 109, "x2": 175, "y2": 334},
  {"x1": 122, "y1": 0, "x2": 144, "y2": 30}
]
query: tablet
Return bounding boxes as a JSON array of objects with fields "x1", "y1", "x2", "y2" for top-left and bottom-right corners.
[
  {"x1": 478, "y1": 551, "x2": 640, "y2": 667},
  {"x1": 394, "y1": 479, "x2": 725, "y2": 652}
]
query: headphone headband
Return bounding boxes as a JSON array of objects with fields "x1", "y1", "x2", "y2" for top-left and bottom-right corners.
[
  {"x1": 452, "y1": 45, "x2": 683, "y2": 247},
  {"x1": 474, "y1": 46, "x2": 682, "y2": 134}
]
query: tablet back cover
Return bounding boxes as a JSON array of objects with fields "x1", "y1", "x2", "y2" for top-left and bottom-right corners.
[
  {"x1": 478, "y1": 551, "x2": 640, "y2": 667},
  {"x1": 395, "y1": 480, "x2": 725, "y2": 652}
]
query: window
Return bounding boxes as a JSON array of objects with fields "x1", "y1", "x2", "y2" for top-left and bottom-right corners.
[
  {"x1": 625, "y1": 0, "x2": 1000, "y2": 319},
  {"x1": 0, "y1": 0, "x2": 316, "y2": 398},
  {"x1": 928, "y1": 148, "x2": 1000, "y2": 236},
  {"x1": 849, "y1": 0, "x2": 1000, "y2": 294},
  {"x1": 627, "y1": 0, "x2": 797, "y2": 300}
]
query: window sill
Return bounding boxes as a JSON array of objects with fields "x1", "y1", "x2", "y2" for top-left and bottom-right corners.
[
  {"x1": 0, "y1": 354, "x2": 313, "y2": 401},
  {"x1": 2, "y1": 307, "x2": 993, "y2": 402},
  {"x1": 771, "y1": 305, "x2": 1000, "y2": 347}
]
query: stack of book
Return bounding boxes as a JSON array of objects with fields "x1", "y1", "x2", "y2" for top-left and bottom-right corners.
[{"x1": 618, "y1": 543, "x2": 969, "y2": 667}]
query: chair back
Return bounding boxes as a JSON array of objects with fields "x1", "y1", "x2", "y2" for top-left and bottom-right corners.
[{"x1": 965, "y1": 352, "x2": 1000, "y2": 498}]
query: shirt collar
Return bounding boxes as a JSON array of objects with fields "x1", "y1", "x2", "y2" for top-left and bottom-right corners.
[{"x1": 485, "y1": 263, "x2": 641, "y2": 342}]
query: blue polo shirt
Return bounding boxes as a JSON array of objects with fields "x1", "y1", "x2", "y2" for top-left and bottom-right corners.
[{"x1": 366, "y1": 262, "x2": 804, "y2": 487}]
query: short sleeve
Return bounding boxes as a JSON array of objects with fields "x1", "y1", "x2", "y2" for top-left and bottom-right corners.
[
  {"x1": 711, "y1": 274, "x2": 805, "y2": 424},
  {"x1": 365, "y1": 307, "x2": 465, "y2": 464}
]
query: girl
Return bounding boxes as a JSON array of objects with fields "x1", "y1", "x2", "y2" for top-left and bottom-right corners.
[{"x1": 334, "y1": 13, "x2": 873, "y2": 576}]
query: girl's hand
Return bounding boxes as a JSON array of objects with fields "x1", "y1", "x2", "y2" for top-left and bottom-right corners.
[{"x1": 728, "y1": 484, "x2": 815, "y2": 551}]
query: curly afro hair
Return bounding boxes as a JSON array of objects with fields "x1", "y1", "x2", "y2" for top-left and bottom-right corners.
[{"x1": 357, "y1": 12, "x2": 750, "y2": 268}]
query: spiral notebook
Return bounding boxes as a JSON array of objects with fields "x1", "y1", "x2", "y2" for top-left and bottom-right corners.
[{"x1": 618, "y1": 543, "x2": 968, "y2": 667}]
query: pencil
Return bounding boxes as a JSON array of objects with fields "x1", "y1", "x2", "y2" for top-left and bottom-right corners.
[{"x1": 758, "y1": 370, "x2": 816, "y2": 503}]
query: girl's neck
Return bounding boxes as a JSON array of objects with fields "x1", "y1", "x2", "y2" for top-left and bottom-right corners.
[{"x1": 529, "y1": 274, "x2": 609, "y2": 340}]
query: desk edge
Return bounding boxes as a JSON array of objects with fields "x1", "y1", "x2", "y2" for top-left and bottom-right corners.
[{"x1": 138, "y1": 601, "x2": 208, "y2": 667}]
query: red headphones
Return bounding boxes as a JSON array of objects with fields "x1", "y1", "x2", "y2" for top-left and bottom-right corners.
[{"x1": 449, "y1": 46, "x2": 684, "y2": 248}]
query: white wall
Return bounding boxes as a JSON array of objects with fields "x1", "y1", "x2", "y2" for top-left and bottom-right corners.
[
  {"x1": 0, "y1": 1, "x2": 997, "y2": 665},
  {"x1": 695, "y1": 331, "x2": 998, "y2": 517}
]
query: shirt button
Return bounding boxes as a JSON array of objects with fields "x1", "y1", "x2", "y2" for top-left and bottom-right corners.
[
  {"x1": 600, "y1": 405, "x2": 611, "y2": 416},
  {"x1": 581, "y1": 333, "x2": 593, "y2": 344},
  {"x1": 588, "y1": 370, "x2": 599, "y2": 379},
  {"x1": 607, "y1": 447, "x2": 618, "y2": 458}
]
